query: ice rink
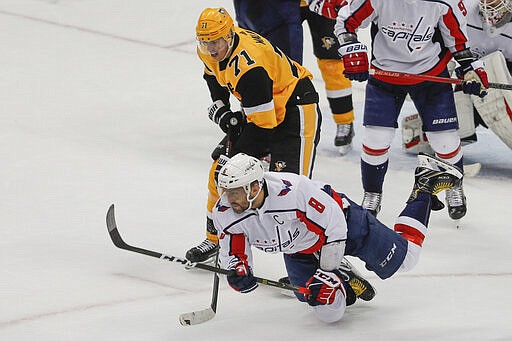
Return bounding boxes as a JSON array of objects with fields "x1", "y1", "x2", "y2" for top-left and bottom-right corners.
[{"x1": 1, "y1": 1, "x2": 511, "y2": 340}]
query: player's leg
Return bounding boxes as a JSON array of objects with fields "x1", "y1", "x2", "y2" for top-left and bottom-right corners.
[
  {"x1": 184, "y1": 159, "x2": 220, "y2": 263},
  {"x1": 303, "y1": 8, "x2": 355, "y2": 154},
  {"x1": 395, "y1": 153, "x2": 463, "y2": 271},
  {"x1": 271, "y1": 79, "x2": 322, "y2": 177},
  {"x1": 360, "y1": 79, "x2": 406, "y2": 216},
  {"x1": 410, "y1": 74, "x2": 466, "y2": 220},
  {"x1": 344, "y1": 153, "x2": 463, "y2": 279},
  {"x1": 233, "y1": 0, "x2": 303, "y2": 63}
]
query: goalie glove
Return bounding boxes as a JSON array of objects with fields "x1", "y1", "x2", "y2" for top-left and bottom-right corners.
[
  {"x1": 300, "y1": 269, "x2": 345, "y2": 306},
  {"x1": 207, "y1": 100, "x2": 246, "y2": 135},
  {"x1": 306, "y1": 0, "x2": 347, "y2": 19}
]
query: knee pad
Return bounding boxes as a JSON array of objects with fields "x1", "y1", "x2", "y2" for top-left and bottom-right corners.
[
  {"x1": 361, "y1": 126, "x2": 395, "y2": 165},
  {"x1": 425, "y1": 130, "x2": 462, "y2": 164}
]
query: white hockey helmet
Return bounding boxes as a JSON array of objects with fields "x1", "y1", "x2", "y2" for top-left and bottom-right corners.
[
  {"x1": 217, "y1": 153, "x2": 265, "y2": 207},
  {"x1": 479, "y1": 0, "x2": 512, "y2": 29}
]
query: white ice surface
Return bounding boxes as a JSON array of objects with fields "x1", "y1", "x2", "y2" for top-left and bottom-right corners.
[{"x1": 1, "y1": 1, "x2": 511, "y2": 340}]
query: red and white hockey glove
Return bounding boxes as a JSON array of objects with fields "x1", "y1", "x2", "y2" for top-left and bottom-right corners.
[
  {"x1": 455, "y1": 60, "x2": 489, "y2": 98},
  {"x1": 227, "y1": 259, "x2": 258, "y2": 293},
  {"x1": 338, "y1": 41, "x2": 369, "y2": 81},
  {"x1": 300, "y1": 269, "x2": 345, "y2": 306},
  {"x1": 307, "y1": 0, "x2": 347, "y2": 19}
]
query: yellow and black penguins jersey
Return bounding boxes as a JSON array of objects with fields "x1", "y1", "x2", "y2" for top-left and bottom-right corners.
[{"x1": 198, "y1": 27, "x2": 312, "y2": 131}]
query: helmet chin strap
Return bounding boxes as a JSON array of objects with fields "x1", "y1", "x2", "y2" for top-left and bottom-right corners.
[
  {"x1": 220, "y1": 32, "x2": 235, "y2": 61},
  {"x1": 244, "y1": 181, "x2": 263, "y2": 211}
]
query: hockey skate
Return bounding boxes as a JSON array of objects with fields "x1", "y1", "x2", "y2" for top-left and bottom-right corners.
[
  {"x1": 338, "y1": 257, "x2": 376, "y2": 302},
  {"x1": 334, "y1": 123, "x2": 354, "y2": 155},
  {"x1": 407, "y1": 153, "x2": 463, "y2": 203},
  {"x1": 362, "y1": 191, "x2": 382, "y2": 217},
  {"x1": 445, "y1": 185, "x2": 467, "y2": 220},
  {"x1": 185, "y1": 239, "x2": 218, "y2": 265}
]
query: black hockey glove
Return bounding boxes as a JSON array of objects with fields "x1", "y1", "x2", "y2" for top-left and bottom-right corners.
[
  {"x1": 207, "y1": 100, "x2": 246, "y2": 135},
  {"x1": 227, "y1": 260, "x2": 258, "y2": 293},
  {"x1": 453, "y1": 50, "x2": 489, "y2": 98},
  {"x1": 455, "y1": 60, "x2": 489, "y2": 98},
  {"x1": 213, "y1": 155, "x2": 230, "y2": 186}
]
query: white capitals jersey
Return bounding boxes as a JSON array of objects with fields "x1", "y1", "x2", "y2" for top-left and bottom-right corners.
[
  {"x1": 465, "y1": 0, "x2": 512, "y2": 62},
  {"x1": 212, "y1": 172, "x2": 349, "y2": 270},
  {"x1": 335, "y1": 0, "x2": 471, "y2": 82}
]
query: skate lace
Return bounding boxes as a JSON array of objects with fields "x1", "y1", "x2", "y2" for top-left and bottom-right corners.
[
  {"x1": 196, "y1": 239, "x2": 217, "y2": 253},
  {"x1": 362, "y1": 192, "x2": 382, "y2": 211},
  {"x1": 446, "y1": 186, "x2": 465, "y2": 206},
  {"x1": 336, "y1": 123, "x2": 352, "y2": 137}
]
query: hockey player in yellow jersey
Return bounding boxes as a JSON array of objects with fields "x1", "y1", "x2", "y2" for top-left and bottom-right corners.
[
  {"x1": 186, "y1": 7, "x2": 322, "y2": 263},
  {"x1": 233, "y1": 0, "x2": 355, "y2": 154}
]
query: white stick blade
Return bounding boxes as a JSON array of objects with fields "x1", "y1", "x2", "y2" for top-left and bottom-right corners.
[
  {"x1": 179, "y1": 307, "x2": 215, "y2": 326},
  {"x1": 463, "y1": 163, "x2": 481, "y2": 178}
]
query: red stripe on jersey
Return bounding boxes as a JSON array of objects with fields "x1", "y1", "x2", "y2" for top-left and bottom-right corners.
[
  {"x1": 229, "y1": 233, "x2": 249, "y2": 263},
  {"x1": 394, "y1": 223, "x2": 425, "y2": 247},
  {"x1": 345, "y1": 0, "x2": 374, "y2": 33},
  {"x1": 435, "y1": 144, "x2": 461, "y2": 160},
  {"x1": 296, "y1": 211, "x2": 326, "y2": 254},
  {"x1": 442, "y1": 8, "x2": 468, "y2": 52},
  {"x1": 330, "y1": 190, "x2": 345, "y2": 213},
  {"x1": 362, "y1": 144, "x2": 389, "y2": 156},
  {"x1": 505, "y1": 99, "x2": 512, "y2": 122}
]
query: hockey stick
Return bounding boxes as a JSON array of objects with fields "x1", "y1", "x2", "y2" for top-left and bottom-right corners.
[
  {"x1": 180, "y1": 131, "x2": 236, "y2": 325},
  {"x1": 105, "y1": 205, "x2": 300, "y2": 320},
  {"x1": 369, "y1": 69, "x2": 512, "y2": 90}
]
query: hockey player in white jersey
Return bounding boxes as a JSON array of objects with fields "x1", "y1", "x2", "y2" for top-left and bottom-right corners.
[
  {"x1": 333, "y1": 0, "x2": 489, "y2": 220},
  {"x1": 213, "y1": 153, "x2": 463, "y2": 323},
  {"x1": 403, "y1": 0, "x2": 512, "y2": 153}
]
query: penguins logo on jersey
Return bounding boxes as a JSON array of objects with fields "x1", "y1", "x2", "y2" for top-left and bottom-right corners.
[{"x1": 321, "y1": 36, "x2": 337, "y2": 50}]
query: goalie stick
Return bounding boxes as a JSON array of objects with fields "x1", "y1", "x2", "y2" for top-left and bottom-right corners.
[{"x1": 105, "y1": 204, "x2": 300, "y2": 324}]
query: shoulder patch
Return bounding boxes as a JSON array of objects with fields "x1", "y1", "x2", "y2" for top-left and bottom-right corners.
[{"x1": 278, "y1": 179, "x2": 293, "y2": 196}]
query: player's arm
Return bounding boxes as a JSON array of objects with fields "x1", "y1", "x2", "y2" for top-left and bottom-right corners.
[
  {"x1": 334, "y1": 0, "x2": 373, "y2": 81},
  {"x1": 438, "y1": 1, "x2": 489, "y2": 97},
  {"x1": 214, "y1": 212, "x2": 258, "y2": 293},
  {"x1": 203, "y1": 66, "x2": 230, "y2": 106},
  {"x1": 231, "y1": 66, "x2": 276, "y2": 158},
  {"x1": 204, "y1": 69, "x2": 246, "y2": 138},
  {"x1": 299, "y1": 180, "x2": 348, "y2": 271}
]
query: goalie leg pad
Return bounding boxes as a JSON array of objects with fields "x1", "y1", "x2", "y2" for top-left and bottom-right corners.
[
  {"x1": 472, "y1": 51, "x2": 512, "y2": 149},
  {"x1": 453, "y1": 91, "x2": 476, "y2": 140},
  {"x1": 401, "y1": 113, "x2": 433, "y2": 155}
]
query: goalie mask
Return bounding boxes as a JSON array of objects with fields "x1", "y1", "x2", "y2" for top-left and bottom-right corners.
[
  {"x1": 196, "y1": 7, "x2": 235, "y2": 60},
  {"x1": 479, "y1": 0, "x2": 512, "y2": 31},
  {"x1": 217, "y1": 153, "x2": 264, "y2": 210}
]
